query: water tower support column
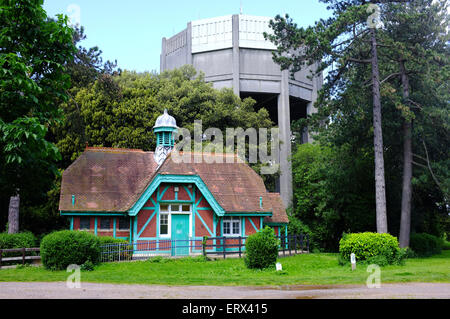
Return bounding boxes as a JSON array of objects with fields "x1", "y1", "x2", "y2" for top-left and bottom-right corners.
[{"x1": 278, "y1": 69, "x2": 293, "y2": 207}]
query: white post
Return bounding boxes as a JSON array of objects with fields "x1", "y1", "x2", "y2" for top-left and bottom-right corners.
[{"x1": 351, "y1": 253, "x2": 356, "y2": 271}]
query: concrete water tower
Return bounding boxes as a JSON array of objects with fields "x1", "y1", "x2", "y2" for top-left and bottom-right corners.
[{"x1": 160, "y1": 14, "x2": 323, "y2": 207}]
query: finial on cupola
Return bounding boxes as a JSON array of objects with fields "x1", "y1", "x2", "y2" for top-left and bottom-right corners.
[{"x1": 153, "y1": 109, "x2": 178, "y2": 165}]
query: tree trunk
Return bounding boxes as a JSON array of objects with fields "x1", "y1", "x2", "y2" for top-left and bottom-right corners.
[
  {"x1": 370, "y1": 27, "x2": 388, "y2": 233},
  {"x1": 399, "y1": 60, "x2": 412, "y2": 248},
  {"x1": 8, "y1": 193, "x2": 20, "y2": 234}
]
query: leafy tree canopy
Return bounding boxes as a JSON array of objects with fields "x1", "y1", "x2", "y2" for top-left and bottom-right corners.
[{"x1": 0, "y1": 0, "x2": 76, "y2": 198}]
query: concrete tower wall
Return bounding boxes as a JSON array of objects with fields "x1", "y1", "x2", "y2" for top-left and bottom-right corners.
[{"x1": 160, "y1": 14, "x2": 322, "y2": 207}]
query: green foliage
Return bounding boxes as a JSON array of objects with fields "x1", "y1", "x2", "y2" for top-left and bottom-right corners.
[
  {"x1": 291, "y1": 143, "x2": 376, "y2": 251},
  {"x1": 19, "y1": 173, "x2": 69, "y2": 236},
  {"x1": 97, "y1": 236, "x2": 128, "y2": 245},
  {"x1": 0, "y1": 232, "x2": 37, "y2": 259},
  {"x1": 267, "y1": 0, "x2": 449, "y2": 245},
  {"x1": 409, "y1": 233, "x2": 443, "y2": 257},
  {"x1": 66, "y1": 25, "x2": 120, "y2": 88},
  {"x1": 339, "y1": 232, "x2": 403, "y2": 265},
  {"x1": 0, "y1": 231, "x2": 37, "y2": 249},
  {"x1": 0, "y1": 0, "x2": 76, "y2": 199},
  {"x1": 98, "y1": 236, "x2": 132, "y2": 261},
  {"x1": 54, "y1": 66, "x2": 273, "y2": 164},
  {"x1": 80, "y1": 260, "x2": 95, "y2": 271},
  {"x1": 40, "y1": 230, "x2": 100, "y2": 270},
  {"x1": 443, "y1": 240, "x2": 450, "y2": 251},
  {"x1": 244, "y1": 226, "x2": 279, "y2": 269},
  {"x1": 147, "y1": 256, "x2": 171, "y2": 263}
]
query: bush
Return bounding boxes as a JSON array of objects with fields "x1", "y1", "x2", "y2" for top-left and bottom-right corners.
[
  {"x1": 0, "y1": 232, "x2": 37, "y2": 259},
  {"x1": 0, "y1": 231, "x2": 37, "y2": 249},
  {"x1": 409, "y1": 233, "x2": 443, "y2": 257},
  {"x1": 443, "y1": 240, "x2": 450, "y2": 251},
  {"x1": 98, "y1": 236, "x2": 133, "y2": 261},
  {"x1": 339, "y1": 232, "x2": 403, "y2": 265},
  {"x1": 40, "y1": 230, "x2": 101, "y2": 270},
  {"x1": 244, "y1": 226, "x2": 279, "y2": 269},
  {"x1": 80, "y1": 260, "x2": 95, "y2": 271}
]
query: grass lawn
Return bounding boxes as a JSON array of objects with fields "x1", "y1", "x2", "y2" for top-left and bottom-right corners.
[{"x1": 0, "y1": 251, "x2": 449, "y2": 286}]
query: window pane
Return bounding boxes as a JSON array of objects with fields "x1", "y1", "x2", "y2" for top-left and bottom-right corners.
[
  {"x1": 160, "y1": 214, "x2": 168, "y2": 235},
  {"x1": 223, "y1": 222, "x2": 230, "y2": 234},
  {"x1": 160, "y1": 204, "x2": 169, "y2": 212},
  {"x1": 170, "y1": 204, "x2": 180, "y2": 212},
  {"x1": 118, "y1": 217, "x2": 129, "y2": 230},
  {"x1": 232, "y1": 221, "x2": 240, "y2": 235},
  {"x1": 100, "y1": 218, "x2": 110, "y2": 230},
  {"x1": 182, "y1": 205, "x2": 190, "y2": 212},
  {"x1": 80, "y1": 217, "x2": 90, "y2": 230}
]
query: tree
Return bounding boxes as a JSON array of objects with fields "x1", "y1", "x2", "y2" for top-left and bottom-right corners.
[
  {"x1": 290, "y1": 143, "x2": 376, "y2": 251},
  {"x1": 50, "y1": 25, "x2": 120, "y2": 168},
  {"x1": 8, "y1": 24, "x2": 119, "y2": 235},
  {"x1": 267, "y1": 0, "x2": 449, "y2": 246},
  {"x1": 55, "y1": 65, "x2": 276, "y2": 188},
  {"x1": 0, "y1": 0, "x2": 76, "y2": 232},
  {"x1": 65, "y1": 25, "x2": 120, "y2": 88},
  {"x1": 379, "y1": 0, "x2": 449, "y2": 246},
  {"x1": 265, "y1": 1, "x2": 390, "y2": 232}
]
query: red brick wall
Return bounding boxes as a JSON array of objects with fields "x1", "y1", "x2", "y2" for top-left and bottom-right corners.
[
  {"x1": 159, "y1": 183, "x2": 194, "y2": 201},
  {"x1": 142, "y1": 192, "x2": 158, "y2": 207},
  {"x1": 196, "y1": 196, "x2": 210, "y2": 208},
  {"x1": 73, "y1": 216, "x2": 80, "y2": 230},
  {"x1": 245, "y1": 217, "x2": 260, "y2": 236},
  {"x1": 137, "y1": 208, "x2": 157, "y2": 238},
  {"x1": 195, "y1": 209, "x2": 214, "y2": 237}
]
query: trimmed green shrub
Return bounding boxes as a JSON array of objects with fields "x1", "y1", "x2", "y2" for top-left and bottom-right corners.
[
  {"x1": 0, "y1": 232, "x2": 37, "y2": 259},
  {"x1": 97, "y1": 236, "x2": 127, "y2": 245},
  {"x1": 339, "y1": 232, "x2": 403, "y2": 265},
  {"x1": 409, "y1": 233, "x2": 443, "y2": 257},
  {"x1": 0, "y1": 231, "x2": 37, "y2": 249},
  {"x1": 40, "y1": 230, "x2": 101, "y2": 270},
  {"x1": 244, "y1": 226, "x2": 279, "y2": 269},
  {"x1": 98, "y1": 236, "x2": 133, "y2": 261},
  {"x1": 80, "y1": 260, "x2": 95, "y2": 271},
  {"x1": 443, "y1": 240, "x2": 450, "y2": 251}
]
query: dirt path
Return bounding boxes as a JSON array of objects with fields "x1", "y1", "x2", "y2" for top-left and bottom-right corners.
[{"x1": 0, "y1": 282, "x2": 449, "y2": 299}]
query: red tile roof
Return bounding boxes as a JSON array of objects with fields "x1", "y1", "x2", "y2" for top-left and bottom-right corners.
[
  {"x1": 59, "y1": 147, "x2": 159, "y2": 212},
  {"x1": 264, "y1": 193, "x2": 289, "y2": 224},
  {"x1": 59, "y1": 148, "x2": 287, "y2": 223}
]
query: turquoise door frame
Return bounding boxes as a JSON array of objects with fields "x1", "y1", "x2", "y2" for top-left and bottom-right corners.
[{"x1": 171, "y1": 214, "x2": 190, "y2": 256}]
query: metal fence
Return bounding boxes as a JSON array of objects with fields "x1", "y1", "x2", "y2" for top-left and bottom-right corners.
[{"x1": 100, "y1": 234, "x2": 309, "y2": 262}]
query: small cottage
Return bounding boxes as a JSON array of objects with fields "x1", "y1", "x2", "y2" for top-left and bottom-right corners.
[{"x1": 59, "y1": 110, "x2": 288, "y2": 256}]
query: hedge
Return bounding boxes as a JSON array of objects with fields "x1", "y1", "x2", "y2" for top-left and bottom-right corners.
[
  {"x1": 409, "y1": 233, "x2": 443, "y2": 257},
  {"x1": 0, "y1": 232, "x2": 37, "y2": 259},
  {"x1": 40, "y1": 230, "x2": 101, "y2": 270},
  {"x1": 244, "y1": 226, "x2": 279, "y2": 269},
  {"x1": 339, "y1": 232, "x2": 404, "y2": 266}
]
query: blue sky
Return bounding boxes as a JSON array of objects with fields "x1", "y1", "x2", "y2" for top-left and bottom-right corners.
[{"x1": 43, "y1": 0, "x2": 331, "y2": 73}]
